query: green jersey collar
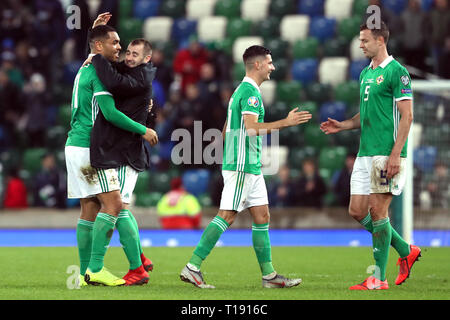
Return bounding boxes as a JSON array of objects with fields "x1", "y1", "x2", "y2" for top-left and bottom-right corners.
[
  {"x1": 369, "y1": 55, "x2": 394, "y2": 69},
  {"x1": 242, "y1": 76, "x2": 261, "y2": 93}
]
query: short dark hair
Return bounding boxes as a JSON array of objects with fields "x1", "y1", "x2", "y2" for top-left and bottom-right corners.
[
  {"x1": 129, "y1": 38, "x2": 152, "y2": 56},
  {"x1": 360, "y1": 21, "x2": 390, "y2": 44},
  {"x1": 88, "y1": 25, "x2": 117, "y2": 49},
  {"x1": 243, "y1": 45, "x2": 272, "y2": 65}
]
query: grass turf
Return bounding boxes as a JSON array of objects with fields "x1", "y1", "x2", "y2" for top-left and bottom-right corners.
[{"x1": 0, "y1": 246, "x2": 449, "y2": 300}]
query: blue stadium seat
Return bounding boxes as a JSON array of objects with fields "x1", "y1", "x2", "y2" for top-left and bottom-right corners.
[
  {"x1": 421, "y1": 0, "x2": 434, "y2": 11},
  {"x1": 291, "y1": 59, "x2": 319, "y2": 85},
  {"x1": 172, "y1": 18, "x2": 197, "y2": 45},
  {"x1": 309, "y1": 17, "x2": 336, "y2": 42},
  {"x1": 133, "y1": 0, "x2": 160, "y2": 20},
  {"x1": 381, "y1": 0, "x2": 407, "y2": 15},
  {"x1": 298, "y1": 0, "x2": 324, "y2": 17},
  {"x1": 182, "y1": 169, "x2": 211, "y2": 197},
  {"x1": 152, "y1": 80, "x2": 166, "y2": 107},
  {"x1": 350, "y1": 59, "x2": 370, "y2": 81},
  {"x1": 319, "y1": 101, "x2": 347, "y2": 123},
  {"x1": 414, "y1": 146, "x2": 437, "y2": 173}
]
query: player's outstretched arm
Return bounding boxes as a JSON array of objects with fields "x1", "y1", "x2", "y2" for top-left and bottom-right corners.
[
  {"x1": 320, "y1": 113, "x2": 361, "y2": 135},
  {"x1": 243, "y1": 108, "x2": 312, "y2": 136}
]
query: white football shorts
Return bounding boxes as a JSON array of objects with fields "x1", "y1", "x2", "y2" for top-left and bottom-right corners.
[
  {"x1": 219, "y1": 170, "x2": 269, "y2": 212},
  {"x1": 350, "y1": 156, "x2": 407, "y2": 196},
  {"x1": 65, "y1": 146, "x2": 138, "y2": 203}
]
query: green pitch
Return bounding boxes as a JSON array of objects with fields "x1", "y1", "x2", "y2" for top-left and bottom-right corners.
[{"x1": 0, "y1": 247, "x2": 449, "y2": 300}]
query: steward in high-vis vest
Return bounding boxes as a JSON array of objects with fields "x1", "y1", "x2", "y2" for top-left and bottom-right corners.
[{"x1": 156, "y1": 178, "x2": 202, "y2": 229}]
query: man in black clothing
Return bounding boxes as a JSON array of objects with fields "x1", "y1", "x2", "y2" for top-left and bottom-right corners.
[{"x1": 82, "y1": 14, "x2": 157, "y2": 286}]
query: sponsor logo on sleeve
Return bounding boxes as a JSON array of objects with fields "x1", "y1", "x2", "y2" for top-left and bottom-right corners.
[{"x1": 247, "y1": 96, "x2": 260, "y2": 108}]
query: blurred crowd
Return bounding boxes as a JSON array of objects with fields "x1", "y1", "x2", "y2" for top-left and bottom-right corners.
[{"x1": 0, "y1": 0, "x2": 449, "y2": 211}]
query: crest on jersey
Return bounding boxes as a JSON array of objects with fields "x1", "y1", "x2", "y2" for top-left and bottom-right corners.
[
  {"x1": 376, "y1": 75, "x2": 384, "y2": 85},
  {"x1": 401, "y1": 75, "x2": 410, "y2": 86},
  {"x1": 247, "y1": 96, "x2": 260, "y2": 108}
]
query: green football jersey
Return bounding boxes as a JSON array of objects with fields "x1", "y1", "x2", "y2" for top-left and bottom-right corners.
[
  {"x1": 222, "y1": 77, "x2": 265, "y2": 175},
  {"x1": 65, "y1": 64, "x2": 112, "y2": 148},
  {"x1": 358, "y1": 56, "x2": 413, "y2": 157}
]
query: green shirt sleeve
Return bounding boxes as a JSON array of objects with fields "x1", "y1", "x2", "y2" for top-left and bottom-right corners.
[
  {"x1": 240, "y1": 89, "x2": 262, "y2": 116},
  {"x1": 95, "y1": 94, "x2": 146, "y2": 136},
  {"x1": 391, "y1": 65, "x2": 413, "y2": 101}
]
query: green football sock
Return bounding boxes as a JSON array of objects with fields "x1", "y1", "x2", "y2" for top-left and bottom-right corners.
[
  {"x1": 252, "y1": 223, "x2": 275, "y2": 276},
  {"x1": 360, "y1": 213, "x2": 410, "y2": 258},
  {"x1": 371, "y1": 217, "x2": 392, "y2": 281},
  {"x1": 116, "y1": 210, "x2": 141, "y2": 270},
  {"x1": 88, "y1": 212, "x2": 117, "y2": 273},
  {"x1": 127, "y1": 210, "x2": 143, "y2": 255},
  {"x1": 76, "y1": 219, "x2": 94, "y2": 276},
  {"x1": 190, "y1": 216, "x2": 229, "y2": 269}
]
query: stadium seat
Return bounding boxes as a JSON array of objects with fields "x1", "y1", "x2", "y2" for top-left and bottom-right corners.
[
  {"x1": 253, "y1": 16, "x2": 280, "y2": 39},
  {"x1": 133, "y1": 0, "x2": 161, "y2": 20},
  {"x1": 186, "y1": 0, "x2": 217, "y2": 19},
  {"x1": 304, "y1": 124, "x2": 330, "y2": 149},
  {"x1": 232, "y1": 36, "x2": 263, "y2": 63},
  {"x1": 319, "y1": 101, "x2": 347, "y2": 123},
  {"x1": 232, "y1": 62, "x2": 246, "y2": 81},
  {"x1": 119, "y1": 18, "x2": 144, "y2": 45},
  {"x1": 152, "y1": 40, "x2": 176, "y2": 61},
  {"x1": 135, "y1": 192, "x2": 162, "y2": 207},
  {"x1": 119, "y1": 0, "x2": 133, "y2": 19},
  {"x1": 319, "y1": 57, "x2": 349, "y2": 87},
  {"x1": 324, "y1": 0, "x2": 354, "y2": 21},
  {"x1": 270, "y1": 58, "x2": 288, "y2": 81},
  {"x1": 23, "y1": 148, "x2": 47, "y2": 175},
  {"x1": 134, "y1": 170, "x2": 151, "y2": 194},
  {"x1": 350, "y1": 35, "x2": 366, "y2": 60},
  {"x1": 276, "y1": 81, "x2": 303, "y2": 106},
  {"x1": 159, "y1": 0, "x2": 185, "y2": 18},
  {"x1": 265, "y1": 101, "x2": 289, "y2": 122},
  {"x1": 319, "y1": 146, "x2": 347, "y2": 173},
  {"x1": 352, "y1": 0, "x2": 368, "y2": 17},
  {"x1": 350, "y1": 59, "x2": 370, "y2": 81},
  {"x1": 298, "y1": 0, "x2": 324, "y2": 17},
  {"x1": 270, "y1": 0, "x2": 297, "y2": 17},
  {"x1": 335, "y1": 129, "x2": 360, "y2": 152},
  {"x1": 0, "y1": 149, "x2": 21, "y2": 172},
  {"x1": 422, "y1": 127, "x2": 441, "y2": 145},
  {"x1": 214, "y1": 37, "x2": 233, "y2": 55},
  {"x1": 323, "y1": 37, "x2": 348, "y2": 57},
  {"x1": 309, "y1": 17, "x2": 336, "y2": 42},
  {"x1": 197, "y1": 16, "x2": 227, "y2": 42},
  {"x1": 291, "y1": 59, "x2": 319, "y2": 85},
  {"x1": 151, "y1": 172, "x2": 171, "y2": 193},
  {"x1": 226, "y1": 18, "x2": 253, "y2": 41},
  {"x1": 421, "y1": 0, "x2": 434, "y2": 11},
  {"x1": 337, "y1": 16, "x2": 361, "y2": 42},
  {"x1": 198, "y1": 193, "x2": 212, "y2": 207},
  {"x1": 57, "y1": 104, "x2": 72, "y2": 128},
  {"x1": 260, "y1": 80, "x2": 277, "y2": 106},
  {"x1": 300, "y1": 101, "x2": 318, "y2": 122},
  {"x1": 414, "y1": 146, "x2": 437, "y2": 173},
  {"x1": 172, "y1": 18, "x2": 197, "y2": 45},
  {"x1": 293, "y1": 37, "x2": 319, "y2": 59},
  {"x1": 143, "y1": 17, "x2": 173, "y2": 42},
  {"x1": 288, "y1": 146, "x2": 317, "y2": 169},
  {"x1": 382, "y1": 0, "x2": 407, "y2": 15},
  {"x1": 264, "y1": 38, "x2": 289, "y2": 60},
  {"x1": 334, "y1": 80, "x2": 360, "y2": 105},
  {"x1": 215, "y1": 0, "x2": 241, "y2": 18},
  {"x1": 241, "y1": 0, "x2": 270, "y2": 21},
  {"x1": 305, "y1": 82, "x2": 332, "y2": 104},
  {"x1": 280, "y1": 124, "x2": 303, "y2": 147},
  {"x1": 182, "y1": 169, "x2": 211, "y2": 197},
  {"x1": 280, "y1": 15, "x2": 310, "y2": 43}
]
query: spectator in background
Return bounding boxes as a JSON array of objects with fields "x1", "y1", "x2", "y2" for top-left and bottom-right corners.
[
  {"x1": 173, "y1": 35, "x2": 209, "y2": 95},
  {"x1": 0, "y1": 68, "x2": 24, "y2": 148},
  {"x1": 333, "y1": 153, "x2": 357, "y2": 207},
  {"x1": 152, "y1": 48, "x2": 173, "y2": 97},
  {"x1": 424, "y1": 162, "x2": 450, "y2": 209},
  {"x1": 3, "y1": 167, "x2": 28, "y2": 209},
  {"x1": 156, "y1": 177, "x2": 202, "y2": 229},
  {"x1": 399, "y1": 0, "x2": 429, "y2": 71},
  {"x1": 268, "y1": 165, "x2": 294, "y2": 207},
  {"x1": 23, "y1": 73, "x2": 51, "y2": 147},
  {"x1": 33, "y1": 153, "x2": 66, "y2": 208},
  {"x1": 430, "y1": 0, "x2": 450, "y2": 77},
  {"x1": 292, "y1": 159, "x2": 327, "y2": 208}
]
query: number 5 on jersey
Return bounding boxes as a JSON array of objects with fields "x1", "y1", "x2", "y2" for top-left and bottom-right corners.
[{"x1": 364, "y1": 85, "x2": 370, "y2": 102}]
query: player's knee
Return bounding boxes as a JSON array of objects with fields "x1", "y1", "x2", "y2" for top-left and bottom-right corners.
[
  {"x1": 348, "y1": 206, "x2": 365, "y2": 221},
  {"x1": 101, "y1": 197, "x2": 123, "y2": 216}
]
